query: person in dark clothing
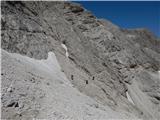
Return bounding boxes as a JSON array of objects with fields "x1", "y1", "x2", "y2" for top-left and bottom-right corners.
[
  {"x1": 85, "y1": 80, "x2": 88, "y2": 84},
  {"x1": 71, "y1": 75, "x2": 74, "y2": 80}
]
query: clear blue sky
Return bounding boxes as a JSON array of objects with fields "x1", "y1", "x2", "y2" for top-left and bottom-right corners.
[{"x1": 76, "y1": 1, "x2": 160, "y2": 37}]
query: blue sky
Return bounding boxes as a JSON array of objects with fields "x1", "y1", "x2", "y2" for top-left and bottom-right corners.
[{"x1": 76, "y1": 1, "x2": 160, "y2": 37}]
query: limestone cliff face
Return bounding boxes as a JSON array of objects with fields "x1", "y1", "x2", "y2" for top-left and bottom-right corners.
[{"x1": 1, "y1": 1, "x2": 160, "y2": 119}]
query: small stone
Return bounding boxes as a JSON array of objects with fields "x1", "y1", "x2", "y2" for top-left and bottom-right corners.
[
  {"x1": 130, "y1": 64, "x2": 137, "y2": 68},
  {"x1": 15, "y1": 102, "x2": 19, "y2": 107},
  {"x1": 7, "y1": 101, "x2": 15, "y2": 107},
  {"x1": 7, "y1": 87, "x2": 13, "y2": 93}
]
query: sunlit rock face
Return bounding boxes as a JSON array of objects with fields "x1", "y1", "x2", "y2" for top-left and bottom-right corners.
[{"x1": 1, "y1": 1, "x2": 160, "y2": 119}]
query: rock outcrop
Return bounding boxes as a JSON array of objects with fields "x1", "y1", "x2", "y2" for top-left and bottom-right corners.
[{"x1": 1, "y1": 1, "x2": 160, "y2": 119}]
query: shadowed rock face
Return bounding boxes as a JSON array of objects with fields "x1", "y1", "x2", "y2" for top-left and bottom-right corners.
[{"x1": 1, "y1": 1, "x2": 160, "y2": 119}]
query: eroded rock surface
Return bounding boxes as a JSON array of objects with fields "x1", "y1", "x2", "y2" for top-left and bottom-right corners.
[{"x1": 1, "y1": 1, "x2": 160, "y2": 119}]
